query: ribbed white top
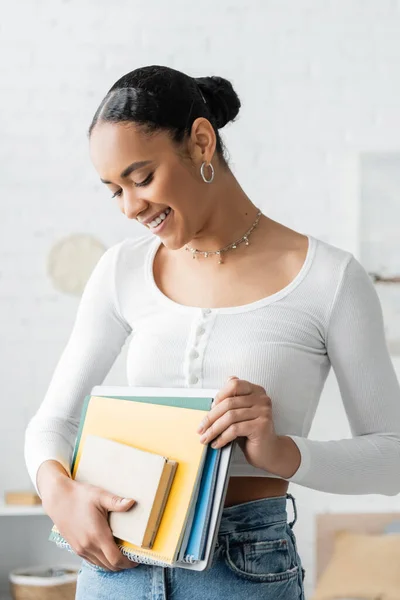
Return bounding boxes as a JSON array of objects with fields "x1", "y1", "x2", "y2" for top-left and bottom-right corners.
[{"x1": 25, "y1": 233, "x2": 400, "y2": 495}]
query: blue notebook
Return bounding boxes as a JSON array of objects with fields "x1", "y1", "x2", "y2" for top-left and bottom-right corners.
[{"x1": 183, "y1": 446, "x2": 221, "y2": 562}]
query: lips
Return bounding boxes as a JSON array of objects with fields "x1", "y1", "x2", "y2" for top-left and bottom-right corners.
[
  {"x1": 139, "y1": 208, "x2": 171, "y2": 226},
  {"x1": 147, "y1": 208, "x2": 172, "y2": 233},
  {"x1": 147, "y1": 207, "x2": 172, "y2": 228}
]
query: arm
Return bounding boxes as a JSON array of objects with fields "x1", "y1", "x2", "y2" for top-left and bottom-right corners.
[
  {"x1": 284, "y1": 254, "x2": 400, "y2": 495},
  {"x1": 25, "y1": 241, "x2": 132, "y2": 496}
]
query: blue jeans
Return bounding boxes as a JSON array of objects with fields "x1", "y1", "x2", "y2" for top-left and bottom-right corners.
[{"x1": 76, "y1": 493, "x2": 305, "y2": 599}]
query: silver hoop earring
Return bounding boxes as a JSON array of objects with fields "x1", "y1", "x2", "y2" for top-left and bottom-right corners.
[{"x1": 200, "y1": 161, "x2": 215, "y2": 184}]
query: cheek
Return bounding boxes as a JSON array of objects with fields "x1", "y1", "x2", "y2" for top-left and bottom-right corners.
[
  {"x1": 158, "y1": 164, "x2": 197, "y2": 203},
  {"x1": 160, "y1": 175, "x2": 183, "y2": 201}
]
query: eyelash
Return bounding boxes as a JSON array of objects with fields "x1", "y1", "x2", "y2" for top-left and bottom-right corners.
[{"x1": 111, "y1": 172, "x2": 154, "y2": 199}]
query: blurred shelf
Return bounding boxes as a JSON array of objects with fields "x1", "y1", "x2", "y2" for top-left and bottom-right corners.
[{"x1": 0, "y1": 503, "x2": 45, "y2": 516}]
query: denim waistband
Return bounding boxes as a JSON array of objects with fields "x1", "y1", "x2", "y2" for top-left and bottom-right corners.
[{"x1": 218, "y1": 493, "x2": 298, "y2": 535}]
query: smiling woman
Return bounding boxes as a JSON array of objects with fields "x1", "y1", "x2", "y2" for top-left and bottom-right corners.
[{"x1": 25, "y1": 64, "x2": 400, "y2": 600}]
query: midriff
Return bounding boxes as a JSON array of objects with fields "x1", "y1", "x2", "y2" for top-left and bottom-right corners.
[{"x1": 224, "y1": 476, "x2": 289, "y2": 507}]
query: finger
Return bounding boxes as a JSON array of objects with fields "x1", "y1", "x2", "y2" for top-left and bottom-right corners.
[
  {"x1": 210, "y1": 420, "x2": 256, "y2": 449},
  {"x1": 101, "y1": 529, "x2": 139, "y2": 570},
  {"x1": 84, "y1": 552, "x2": 117, "y2": 572},
  {"x1": 97, "y1": 492, "x2": 136, "y2": 513},
  {"x1": 91, "y1": 501, "x2": 138, "y2": 570},
  {"x1": 216, "y1": 391, "x2": 271, "y2": 413},
  {"x1": 213, "y1": 378, "x2": 253, "y2": 407},
  {"x1": 198, "y1": 395, "x2": 254, "y2": 434},
  {"x1": 199, "y1": 406, "x2": 256, "y2": 445},
  {"x1": 92, "y1": 546, "x2": 126, "y2": 572},
  {"x1": 69, "y1": 535, "x2": 118, "y2": 572}
]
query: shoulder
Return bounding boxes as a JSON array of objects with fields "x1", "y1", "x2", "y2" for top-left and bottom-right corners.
[
  {"x1": 299, "y1": 237, "x2": 382, "y2": 341},
  {"x1": 311, "y1": 238, "x2": 381, "y2": 326},
  {"x1": 313, "y1": 236, "x2": 373, "y2": 293},
  {"x1": 113, "y1": 233, "x2": 157, "y2": 278},
  {"x1": 269, "y1": 226, "x2": 353, "y2": 287},
  {"x1": 115, "y1": 233, "x2": 156, "y2": 260},
  {"x1": 85, "y1": 234, "x2": 155, "y2": 290},
  {"x1": 98, "y1": 233, "x2": 156, "y2": 271},
  {"x1": 82, "y1": 234, "x2": 156, "y2": 316},
  {"x1": 299, "y1": 235, "x2": 376, "y2": 322},
  {"x1": 311, "y1": 235, "x2": 353, "y2": 273},
  {"x1": 306, "y1": 235, "x2": 361, "y2": 298}
]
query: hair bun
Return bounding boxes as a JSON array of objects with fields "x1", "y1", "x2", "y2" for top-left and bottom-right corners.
[{"x1": 195, "y1": 75, "x2": 241, "y2": 129}]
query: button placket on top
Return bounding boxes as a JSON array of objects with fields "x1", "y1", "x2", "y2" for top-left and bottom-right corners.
[{"x1": 184, "y1": 308, "x2": 215, "y2": 387}]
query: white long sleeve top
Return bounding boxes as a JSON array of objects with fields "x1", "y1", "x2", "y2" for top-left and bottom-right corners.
[{"x1": 25, "y1": 232, "x2": 400, "y2": 495}]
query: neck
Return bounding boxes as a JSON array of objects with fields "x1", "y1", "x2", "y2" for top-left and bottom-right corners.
[{"x1": 187, "y1": 168, "x2": 261, "y2": 252}]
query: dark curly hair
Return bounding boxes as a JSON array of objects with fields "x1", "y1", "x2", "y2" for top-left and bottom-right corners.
[{"x1": 88, "y1": 65, "x2": 241, "y2": 167}]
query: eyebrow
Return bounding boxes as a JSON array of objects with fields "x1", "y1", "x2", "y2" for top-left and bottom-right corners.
[{"x1": 100, "y1": 160, "x2": 153, "y2": 184}]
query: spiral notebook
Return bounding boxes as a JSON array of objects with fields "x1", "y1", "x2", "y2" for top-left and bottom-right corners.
[{"x1": 49, "y1": 386, "x2": 235, "y2": 570}]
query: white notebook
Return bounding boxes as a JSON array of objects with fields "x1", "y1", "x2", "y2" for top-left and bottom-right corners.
[{"x1": 74, "y1": 434, "x2": 177, "y2": 548}]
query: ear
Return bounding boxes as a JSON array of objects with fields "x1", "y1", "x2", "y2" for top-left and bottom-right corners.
[{"x1": 189, "y1": 117, "x2": 216, "y2": 165}]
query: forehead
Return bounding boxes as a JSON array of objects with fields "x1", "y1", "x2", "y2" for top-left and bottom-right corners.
[{"x1": 89, "y1": 122, "x2": 170, "y2": 174}]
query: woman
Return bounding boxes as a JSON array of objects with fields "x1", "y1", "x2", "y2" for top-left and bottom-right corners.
[{"x1": 25, "y1": 65, "x2": 400, "y2": 600}]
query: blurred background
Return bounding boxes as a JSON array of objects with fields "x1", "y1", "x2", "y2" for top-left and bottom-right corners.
[{"x1": 1, "y1": 1, "x2": 400, "y2": 598}]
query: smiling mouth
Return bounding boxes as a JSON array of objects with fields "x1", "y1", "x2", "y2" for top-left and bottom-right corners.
[{"x1": 147, "y1": 207, "x2": 172, "y2": 229}]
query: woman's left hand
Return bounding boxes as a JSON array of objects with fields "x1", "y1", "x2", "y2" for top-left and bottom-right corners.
[{"x1": 197, "y1": 376, "x2": 301, "y2": 477}]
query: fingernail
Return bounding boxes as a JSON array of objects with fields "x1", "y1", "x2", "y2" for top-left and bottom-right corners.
[
  {"x1": 120, "y1": 498, "x2": 135, "y2": 505},
  {"x1": 197, "y1": 420, "x2": 206, "y2": 433}
]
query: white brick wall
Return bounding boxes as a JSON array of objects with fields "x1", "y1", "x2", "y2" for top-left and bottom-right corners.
[{"x1": 2, "y1": 1, "x2": 400, "y2": 595}]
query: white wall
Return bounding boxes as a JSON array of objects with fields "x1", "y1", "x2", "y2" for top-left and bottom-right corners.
[{"x1": 2, "y1": 1, "x2": 400, "y2": 596}]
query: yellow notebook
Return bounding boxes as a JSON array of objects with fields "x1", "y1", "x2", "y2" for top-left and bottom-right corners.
[{"x1": 50, "y1": 390, "x2": 213, "y2": 566}]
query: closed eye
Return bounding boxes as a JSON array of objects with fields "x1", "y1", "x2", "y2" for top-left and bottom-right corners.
[
  {"x1": 135, "y1": 172, "x2": 154, "y2": 188},
  {"x1": 110, "y1": 172, "x2": 154, "y2": 199}
]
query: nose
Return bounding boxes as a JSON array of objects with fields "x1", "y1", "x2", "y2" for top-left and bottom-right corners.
[{"x1": 122, "y1": 191, "x2": 147, "y2": 220}]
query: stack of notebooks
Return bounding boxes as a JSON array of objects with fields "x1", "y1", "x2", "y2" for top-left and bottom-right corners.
[{"x1": 49, "y1": 386, "x2": 235, "y2": 570}]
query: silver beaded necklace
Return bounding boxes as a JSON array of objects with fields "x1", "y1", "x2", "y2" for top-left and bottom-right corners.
[{"x1": 184, "y1": 209, "x2": 262, "y2": 264}]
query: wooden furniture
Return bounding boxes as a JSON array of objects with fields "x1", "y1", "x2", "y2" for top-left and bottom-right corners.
[{"x1": 315, "y1": 512, "x2": 400, "y2": 581}]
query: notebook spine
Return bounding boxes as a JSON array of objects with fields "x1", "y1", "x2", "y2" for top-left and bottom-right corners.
[
  {"x1": 50, "y1": 531, "x2": 173, "y2": 568},
  {"x1": 118, "y1": 546, "x2": 171, "y2": 567},
  {"x1": 182, "y1": 554, "x2": 198, "y2": 564}
]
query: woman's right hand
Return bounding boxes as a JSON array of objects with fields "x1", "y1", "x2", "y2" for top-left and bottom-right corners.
[{"x1": 38, "y1": 461, "x2": 139, "y2": 571}]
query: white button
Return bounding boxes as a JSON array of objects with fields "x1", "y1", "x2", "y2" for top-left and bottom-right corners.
[
  {"x1": 202, "y1": 308, "x2": 211, "y2": 315},
  {"x1": 189, "y1": 349, "x2": 199, "y2": 359},
  {"x1": 189, "y1": 374, "x2": 199, "y2": 384},
  {"x1": 196, "y1": 327, "x2": 205, "y2": 336}
]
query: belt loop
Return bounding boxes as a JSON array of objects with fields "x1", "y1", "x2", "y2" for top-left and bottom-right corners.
[{"x1": 286, "y1": 493, "x2": 297, "y2": 529}]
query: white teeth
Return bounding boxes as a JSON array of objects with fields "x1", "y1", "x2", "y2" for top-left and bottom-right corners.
[{"x1": 149, "y1": 207, "x2": 171, "y2": 228}]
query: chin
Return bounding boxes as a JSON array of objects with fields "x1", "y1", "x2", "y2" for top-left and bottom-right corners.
[
  {"x1": 159, "y1": 236, "x2": 185, "y2": 252},
  {"x1": 167, "y1": 232, "x2": 194, "y2": 252}
]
